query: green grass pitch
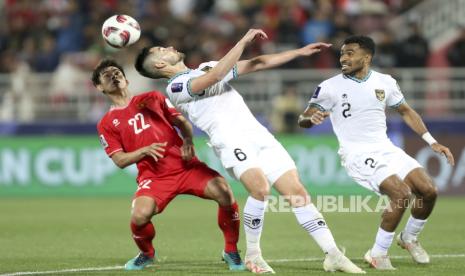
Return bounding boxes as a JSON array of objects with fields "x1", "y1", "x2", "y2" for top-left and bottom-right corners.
[{"x1": 1, "y1": 196, "x2": 464, "y2": 275}]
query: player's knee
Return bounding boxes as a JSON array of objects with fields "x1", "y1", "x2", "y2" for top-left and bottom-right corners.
[
  {"x1": 390, "y1": 184, "x2": 411, "y2": 208},
  {"x1": 249, "y1": 184, "x2": 270, "y2": 200},
  {"x1": 209, "y1": 177, "x2": 235, "y2": 205},
  {"x1": 131, "y1": 207, "x2": 153, "y2": 225},
  {"x1": 400, "y1": 186, "x2": 412, "y2": 200},
  {"x1": 421, "y1": 185, "x2": 438, "y2": 202},
  {"x1": 289, "y1": 182, "x2": 308, "y2": 198}
]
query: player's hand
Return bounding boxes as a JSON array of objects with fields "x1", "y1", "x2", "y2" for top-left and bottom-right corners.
[
  {"x1": 431, "y1": 143, "x2": 455, "y2": 165},
  {"x1": 298, "y1": 42, "x2": 332, "y2": 56},
  {"x1": 310, "y1": 110, "x2": 330, "y2": 125},
  {"x1": 142, "y1": 142, "x2": 167, "y2": 162},
  {"x1": 239, "y1": 29, "x2": 268, "y2": 45},
  {"x1": 181, "y1": 139, "x2": 195, "y2": 161}
]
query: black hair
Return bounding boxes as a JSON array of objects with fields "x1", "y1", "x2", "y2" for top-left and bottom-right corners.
[
  {"x1": 343, "y1": 35, "x2": 375, "y2": 56},
  {"x1": 134, "y1": 46, "x2": 165, "y2": 79},
  {"x1": 91, "y1": 59, "x2": 126, "y2": 86}
]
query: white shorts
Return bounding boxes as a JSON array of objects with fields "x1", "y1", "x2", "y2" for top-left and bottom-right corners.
[
  {"x1": 209, "y1": 132, "x2": 296, "y2": 184},
  {"x1": 340, "y1": 143, "x2": 422, "y2": 194}
]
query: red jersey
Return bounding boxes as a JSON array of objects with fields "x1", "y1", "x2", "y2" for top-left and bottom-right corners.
[{"x1": 97, "y1": 91, "x2": 194, "y2": 181}]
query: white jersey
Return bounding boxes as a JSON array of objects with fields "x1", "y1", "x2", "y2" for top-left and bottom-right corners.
[
  {"x1": 309, "y1": 70, "x2": 405, "y2": 153},
  {"x1": 164, "y1": 61, "x2": 272, "y2": 147}
]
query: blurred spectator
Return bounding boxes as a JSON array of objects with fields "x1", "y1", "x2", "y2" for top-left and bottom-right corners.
[
  {"x1": 33, "y1": 34, "x2": 60, "y2": 72},
  {"x1": 270, "y1": 85, "x2": 302, "y2": 133},
  {"x1": 54, "y1": 0, "x2": 85, "y2": 54},
  {"x1": 373, "y1": 30, "x2": 397, "y2": 68},
  {"x1": 301, "y1": 6, "x2": 333, "y2": 45},
  {"x1": 0, "y1": 50, "x2": 33, "y2": 121},
  {"x1": 447, "y1": 27, "x2": 465, "y2": 67},
  {"x1": 396, "y1": 23, "x2": 429, "y2": 67},
  {"x1": 346, "y1": 0, "x2": 388, "y2": 35},
  {"x1": 275, "y1": 2, "x2": 302, "y2": 46}
]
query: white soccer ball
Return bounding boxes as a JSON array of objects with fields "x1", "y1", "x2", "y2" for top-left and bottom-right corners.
[{"x1": 101, "y1": 15, "x2": 141, "y2": 48}]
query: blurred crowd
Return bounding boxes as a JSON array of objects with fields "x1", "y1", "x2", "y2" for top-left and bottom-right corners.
[
  {"x1": 0, "y1": 0, "x2": 438, "y2": 75},
  {"x1": 2, "y1": 0, "x2": 465, "y2": 129}
]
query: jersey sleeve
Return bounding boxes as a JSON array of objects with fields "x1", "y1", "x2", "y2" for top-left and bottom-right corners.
[
  {"x1": 308, "y1": 82, "x2": 335, "y2": 111},
  {"x1": 97, "y1": 118, "x2": 123, "y2": 157},
  {"x1": 199, "y1": 61, "x2": 238, "y2": 83},
  {"x1": 166, "y1": 73, "x2": 194, "y2": 105},
  {"x1": 386, "y1": 76, "x2": 405, "y2": 108},
  {"x1": 166, "y1": 61, "x2": 238, "y2": 105}
]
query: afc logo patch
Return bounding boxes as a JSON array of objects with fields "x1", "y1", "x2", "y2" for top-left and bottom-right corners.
[
  {"x1": 171, "y1": 82, "x2": 183, "y2": 93},
  {"x1": 375, "y1": 89, "x2": 385, "y2": 101},
  {"x1": 99, "y1": 134, "x2": 108, "y2": 148}
]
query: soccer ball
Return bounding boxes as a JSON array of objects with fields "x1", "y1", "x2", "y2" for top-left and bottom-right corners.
[{"x1": 101, "y1": 15, "x2": 141, "y2": 48}]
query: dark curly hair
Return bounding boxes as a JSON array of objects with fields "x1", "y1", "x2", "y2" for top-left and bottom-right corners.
[
  {"x1": 343, "y1": 35, "x2": 375, "y2": 56},
  {"x1": 91, "y1": 59, "x2": 126, "y2": 86}
]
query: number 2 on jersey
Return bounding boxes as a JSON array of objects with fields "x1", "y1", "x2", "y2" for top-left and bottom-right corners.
[
  {"x1": 342, "y1": 102, "x2": 352, "y2": 118},
  {"x1": 128, "y1": 113, "x2": 150, "y2": 134},
  {"x1": 364, "y1": 158, "x2": 377, "y2": 168}
]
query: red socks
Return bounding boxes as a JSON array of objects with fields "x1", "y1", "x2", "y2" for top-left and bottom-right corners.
[
  {"x1": 129, "y1": 203, "x2": 239, "y2": 256},
  {"x1": 218, "y1": 202, "x2": 240, "y2": 253},
  {"x1": 130, "y1": 221, "x2": 155, "y2": 258}
]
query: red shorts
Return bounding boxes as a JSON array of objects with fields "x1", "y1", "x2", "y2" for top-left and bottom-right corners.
[{"x1": 134, "y1": 160, "x2": 220, "y2": 214}]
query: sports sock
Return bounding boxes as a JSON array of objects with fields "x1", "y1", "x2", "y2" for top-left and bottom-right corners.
[
  {"x1": 371, "y1": 227, "x2": 395, "y2": 256},
  {"x1": 292, "y1": 204, "x2": 339, "y2": 255},
  {"x1": 218, "y1": 202, "x2": 240, "y2": 253},
  {"x1": 130, "y1": 221, "x2": 155, "y2": 258},
  {"x1": 403, "y1": 215, "x2": 427, "y2": 242},
  {"x1": 243, "y1": 196, "x2": 266, "y2": 255}
]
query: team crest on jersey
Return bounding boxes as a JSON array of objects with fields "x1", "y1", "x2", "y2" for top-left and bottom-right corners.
[
  {"x1": 201, "y1": 66, "x2": 212, "y2": 72},
  {"x1": 171, "y1": 82, "x2": 183, "y2": 93},
  {"x1": 375, "y1": 89, "x2": 385, "y2": 101}
]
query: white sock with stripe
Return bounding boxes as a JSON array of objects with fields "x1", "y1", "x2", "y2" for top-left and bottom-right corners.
[
  {"x1": 293, "y1": 204, "x2": 339, "y2": 255},
  {"x1": 243, "y1": 196, "x2": 266, "y2": 256}
]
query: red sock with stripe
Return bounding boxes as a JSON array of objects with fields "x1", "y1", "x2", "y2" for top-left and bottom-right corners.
[
  {"x1": 130, "y1": 221, "x2": 155, "y2": 258},
  {"x1": 218, "y1": 202, "x2": 240, "y2": 253}
]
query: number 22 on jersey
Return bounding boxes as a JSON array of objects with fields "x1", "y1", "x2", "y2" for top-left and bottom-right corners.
[{"x1": 128, "y1": 113, "x2": 150, "y2": 134}]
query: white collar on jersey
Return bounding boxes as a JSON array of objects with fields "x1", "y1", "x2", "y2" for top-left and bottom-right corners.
[{"x1": 343, "y1": 70, "x2": 372, "y2": 83}]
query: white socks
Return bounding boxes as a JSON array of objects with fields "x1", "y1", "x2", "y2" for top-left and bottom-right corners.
[
  {"x1": 243, "y1": 196, "x2": 266, "y2": 255},
  {"x1": 371, "y1": 227, "x2": 395, "y2": 257},
  {"x1": 403, "y1": 216, "x2": 427, "y2": 242},
  {"x1": 371, "y1": 216, "x2": 427, "y2": 256},
  {"x1": 293, "y1": 204, "x2": 339, "y2": 255}
]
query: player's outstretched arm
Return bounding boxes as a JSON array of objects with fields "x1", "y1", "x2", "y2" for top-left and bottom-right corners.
[
  {"x1": 396, "y1": 102, "x2": 455, "y2": 165},
  {"x1": 111, "y1": 142, "x2": 167, "y2": 168},
  {"x1": 170, "y1": 115, "x2": 195, "y2": 161},
  {"x1": 298, "y1": 105, "x2": 330, "y2": 128},
  {"x1": 189, "y1": 29, "x2": 268, "y2": 94},
  {"x1": 236, "y1": 42, "x2": 332, "y2": 75}
]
